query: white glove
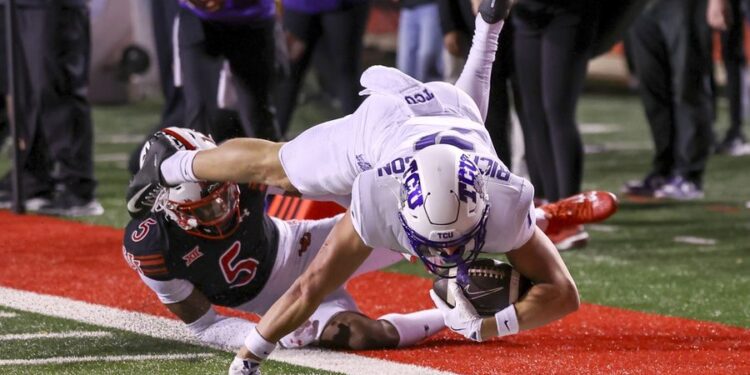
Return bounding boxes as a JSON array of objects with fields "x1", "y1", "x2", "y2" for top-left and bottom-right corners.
[
  {"x1": 429, "y1": 282, "x2": 485, "y2": 342},
  {"x1": 228, "y1": 356, "x2": 261, "y2": 375}
]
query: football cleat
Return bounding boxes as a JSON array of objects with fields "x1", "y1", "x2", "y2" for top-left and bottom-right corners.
[
  {"x1": 125, "y1": 133, "x2": 178, "y2": 219},
  {"x1": 541, "y1": 191, "x2": 618, "y2": 235},
  {"x1": 479, "y1": 0, "x2": 515, "y2": 24}
]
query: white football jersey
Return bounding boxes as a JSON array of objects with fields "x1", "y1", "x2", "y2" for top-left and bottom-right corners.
[{"x1": 279, "y1": 80, "x2": 535, "y2": 256}]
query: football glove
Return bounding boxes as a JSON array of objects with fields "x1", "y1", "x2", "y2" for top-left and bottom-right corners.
[
  {"x1": 125, "y1": 133, "x2": 178, "y2": 219},
  {"x1": 430, "y1": 281, "x2": 485, "y2": 342},
  {"x1": 228, "y1": 356, "x2": 261, "y2": 375}
]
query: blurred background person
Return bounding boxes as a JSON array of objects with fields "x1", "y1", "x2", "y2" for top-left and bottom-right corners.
[
  {"x1": 438, "y1": 0, "x2": 473, "y2": 83},
  {"x1": 716, "y1": 0, "x2": 749, "y2": 155},
  {"x1": 0, "y1": 0, "x2": 101, "y2": 217},
  {"x1": 623, "y1": 0, "x2": 729, "y2": 200},
  {"x1": 127, "y1": 0, "x2": 185, "y2": 175},
  {"x1": 396, "y1": 0, "x2": 443, "y2": 82},
  {"x1": 177, "y1": 0, "x2": 281, "y2": 141},
  {"x1": 511, "y1": 0, "x2": 600, "y2": 249},
  {"x1": 276, "y1": 0, "x2": 370, "y2": 137}
]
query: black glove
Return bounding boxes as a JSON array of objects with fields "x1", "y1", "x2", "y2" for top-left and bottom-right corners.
[
  {"x1": 125, "y1": 134, "x2": 178, "y2": 219},
  {"x1": 479, "y1": 0, "x2": 515, "y2": 24}
]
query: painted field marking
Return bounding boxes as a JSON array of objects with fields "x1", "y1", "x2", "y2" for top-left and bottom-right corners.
[
  {"x1": 674, "y1": 236, "x2": 718, "y2": 246},
  {"x1": 0, "y1": 353, "x2": 215, "y2": 366},
  {"x1": 0, "y1": 312, "x2": 17, "y2": 318},
  {"x1": 587, "y1": 224, "x2": 618, "y2": 233},
  {"x1": 0, "y1": 287, "x2": 454, "y2": 375},
  {"x1": 580, "y1": 123, "x2": 621, "y2": 134},
  {"x1": 0, "y1": 331, "x2": 112, "y2": 341}
]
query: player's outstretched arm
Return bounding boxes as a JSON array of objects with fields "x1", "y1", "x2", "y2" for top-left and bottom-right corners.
[
  {"x1": 233, "y1": 210, "x2": 373, "y2": 367},
  {"x1": 189, "y1": 138, "x2": 297, "y2": 193}
]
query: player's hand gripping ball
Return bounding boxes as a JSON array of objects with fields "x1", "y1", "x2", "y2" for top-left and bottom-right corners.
[{"x1": 432, "y1": 258, "x2": 532, "y2": 316}]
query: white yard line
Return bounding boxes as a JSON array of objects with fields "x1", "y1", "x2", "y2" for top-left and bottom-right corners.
[
  {"x1": 0, "y1": 331, "x2": 112, "y2": 341},
  {"x1": 0, "y1": 312, "x2": 17, "y2": 318},
  {"x1": 0, "y1": 287, "x2": 454, "y2": 375},
  {"x1": 0, "y1": 353, "x2": 215, "y2": 366}
]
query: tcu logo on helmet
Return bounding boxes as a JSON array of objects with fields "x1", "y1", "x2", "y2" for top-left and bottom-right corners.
[
  {"x1": 404, "y1": 89, "x2": 435, "y2": 105},
  {"x1": 402, "y1": 160, "x2": 424, "y2": 209},
  {"x1": 458, "y1": 155, "x2": 481, "y2": 204}
]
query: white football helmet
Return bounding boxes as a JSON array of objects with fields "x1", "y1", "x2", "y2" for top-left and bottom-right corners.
[
  {"x1": 398, "y1": 144, "x2": 490, "y2": 278},
  {"x1": 141, "y1": 127, "x2": 241, "y2": 239}
]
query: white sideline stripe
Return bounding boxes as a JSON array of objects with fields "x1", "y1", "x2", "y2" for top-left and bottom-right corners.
[
  {"x1": 673, "y1": 236, "x2": 718, "y2": 246},
  {"x1": 0, "y1": 312, "x2": 17, "y2": 318},
  {"x1": 0, "y1": 331, "x2": 112, "y2": 341},
  {"x1": 0, "y1": 287, "x2": 454, "y2": 375},
  {"x1": 0, "y1": 353, "x2": 215, "y2": 366}
]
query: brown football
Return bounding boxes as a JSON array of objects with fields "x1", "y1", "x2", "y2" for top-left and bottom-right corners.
[{"x1": 432, "y1": 258, "x2": 532, "y2": 316}]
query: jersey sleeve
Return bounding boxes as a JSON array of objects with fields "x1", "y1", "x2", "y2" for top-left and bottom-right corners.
[
  {"x1": 122, "y1": 216, "x2": 172, "y2": 281},
  {"x1": 138, "y1": 274, "x2": 195, "y2": 304},
  {"x1": 482, "y1": 175, "x2": 536, "y2": 253},
  {"x1": 508, "y1": 179, "x2": 536, "y2": 250},
  {"x1": 350, "y1": 170, "x2": 406, "y2": 252},
  {"x1": 278, "y1": 94, "x2": 409, "y2": 200}
]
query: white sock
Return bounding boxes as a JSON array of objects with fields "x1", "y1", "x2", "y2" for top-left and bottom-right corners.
[
  {"x1": 534, "y1": 207, "x2": 549, "y2": 231},
  {"x1": 161, "y1": 150, "x2": 199, "y2": 186},
  {"x1": 455, "y1": 15, "x2": 505, "y2": 121},
  {"x1": 379, "y1": 309, "x2": 445, "y2": 347}
]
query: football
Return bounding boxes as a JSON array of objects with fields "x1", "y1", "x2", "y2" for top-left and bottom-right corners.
[{"x1": 432, "y1": 258, "x2": 532, "y2": 316}]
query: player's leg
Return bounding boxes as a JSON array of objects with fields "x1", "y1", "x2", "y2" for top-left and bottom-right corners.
[
  {"x1": 292, "y1": 289, "x2": 444, "y2": 350},
  {"x1": 454, "y1": 0, "x2": 511, "y2": 121}
]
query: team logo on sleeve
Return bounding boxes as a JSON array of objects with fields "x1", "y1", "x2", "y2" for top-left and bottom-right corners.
[{"x1": 123, "y1": 246, "x2": 142, "y2": 275}]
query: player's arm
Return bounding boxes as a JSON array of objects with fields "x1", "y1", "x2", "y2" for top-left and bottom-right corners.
[
  {"x1": 492, "y1": 227, "x2": 579, "y2": 334},
  {"x1": 151, "y1": 280, "x2": 257, "y2": 350},
  {"x1": 235, "y1": 209, "x2": 373, "y2": 361},
  {"x1": 430, "y1": 227, "x2": 579, "y2": 341},
  {"x1": 191, "y1": 138, "x2": 297, "y2": 193}
]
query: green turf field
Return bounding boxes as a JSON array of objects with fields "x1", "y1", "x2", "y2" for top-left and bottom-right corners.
[
  {"x1": 0, "y1": 306, "x2": 339, "y2": 375},
  {"x1": 1, "y1": 88, "x2": 748, "y2": 374}
]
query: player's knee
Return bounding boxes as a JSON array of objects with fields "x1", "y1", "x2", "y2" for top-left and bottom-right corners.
[{"x1": 318, "y1": 313, "x2": 399, "y2": 350}]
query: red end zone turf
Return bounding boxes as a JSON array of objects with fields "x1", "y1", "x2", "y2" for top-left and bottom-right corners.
[{"x1": 1, "y1": 211, "x2": 749, "y2": 374}]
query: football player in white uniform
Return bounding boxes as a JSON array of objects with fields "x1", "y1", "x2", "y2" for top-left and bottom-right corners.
[
  {"x1": 124, "y1": 128, "x2": 447, "y2": 360},
  {"x1": 127, "y1": 1, "x2": 616, "y2": 373}
]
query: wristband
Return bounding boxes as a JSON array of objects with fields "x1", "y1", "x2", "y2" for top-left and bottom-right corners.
[
  {"x1": 161, "y1": 150, "x2": 199, "y2": 186},
  {"x1": 244, "y1": 328, "x2": 276, "y2": 360},
  {"x1": 494, "y1": 304, "x2": 519, "y2": 337}
]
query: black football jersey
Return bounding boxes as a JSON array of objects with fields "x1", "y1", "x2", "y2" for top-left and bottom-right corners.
[{"x1": 122, "y1": 185, "x2": 279, "y2": 307}]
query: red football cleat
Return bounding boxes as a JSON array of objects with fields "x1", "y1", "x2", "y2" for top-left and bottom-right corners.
[{"x1": 541, "y1": 191, "x2": 618, "y2": 235}]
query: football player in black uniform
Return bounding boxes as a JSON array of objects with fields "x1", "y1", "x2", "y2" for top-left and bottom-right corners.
[{"x1": 122, "y1": 128, "x2": 446, "y2": 355}]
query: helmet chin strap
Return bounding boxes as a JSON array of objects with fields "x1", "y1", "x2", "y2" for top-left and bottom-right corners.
[{"x1": 443, "y1": 251, "x2": 470, "y2": 286}]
